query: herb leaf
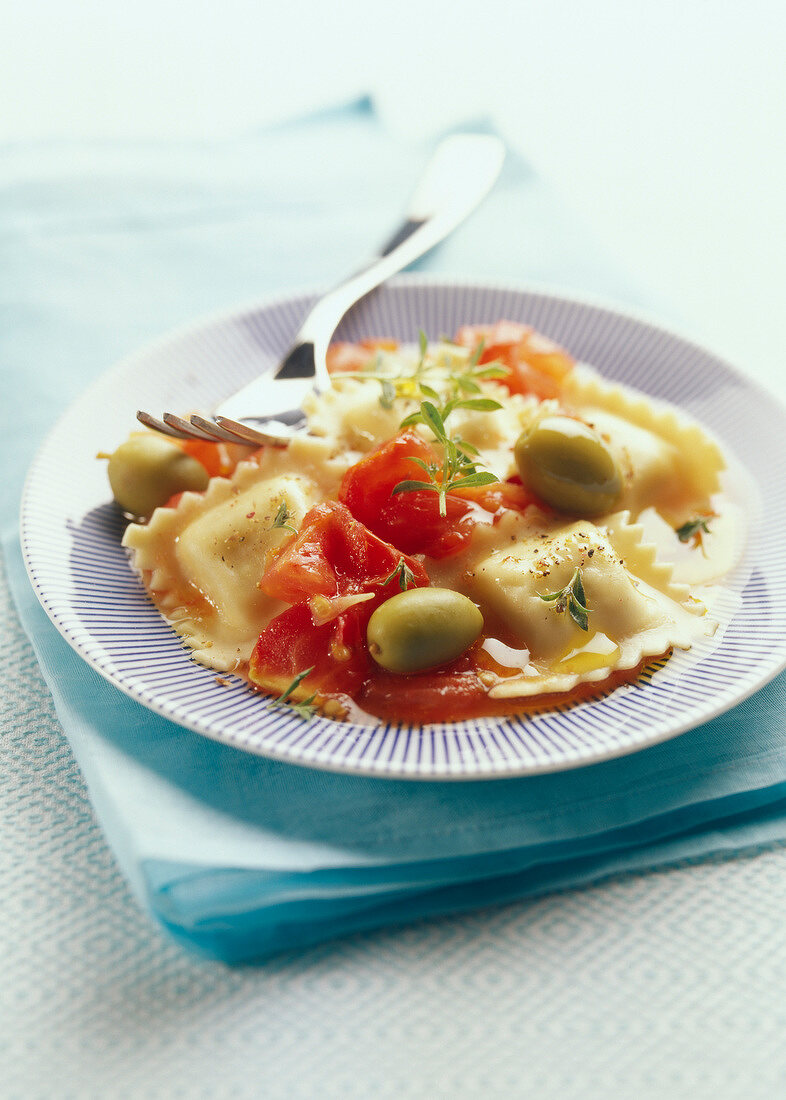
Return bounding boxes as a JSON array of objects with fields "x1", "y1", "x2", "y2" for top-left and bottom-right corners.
[
  {"x1": 474, "y1": 364, "x2": 510, "y2": 381},
  {"x1": 420, "y1": 400, "x2": 448, "y2": 443},
  {"x1": 675, "y1": 514, "x2": 714, "y2": 550},
  {"x1": 270, "y1": 667, "x2": 318, "y2": 720},
  {"x1": 379, "y1": 378, "x2": 397, "y2": 409},
  {"x1": 383, "y1": 558, "x2": 418, "y2": 592},
  {"x1": 448, "y1": 471, "x2": 500, "y2": 490},
  {"x1": 538, "y1": 568, "x2": 590, "y2": 631},
  {"x1": 392, "y1": 400, "x2": 499, "y2": 517},
  {"x1": 392, "y1": 479, "x2": 439, "y2": 495},
  {"x1": 270, "y1": 500, "x2": 297, "y2": 535},
  {"x1": 452, "y1": 397, "x2": 504, "y2": 413},
  {"x1": 337, "y1": 330, "x2": 508, "y2": 414}
]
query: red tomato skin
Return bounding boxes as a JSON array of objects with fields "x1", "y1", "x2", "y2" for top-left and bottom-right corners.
[
  {"x1": 454, "y1": 321, "x2": 574, "y2": 400},
  {"x1": 249, "y1": 602, "x2": 369, "y2": 699},
  {"x1": 250, "y1": 501, "x2": 430, "y2": 702},
  {"x1": 339, "y1": 430, "x2": 542, "y2": 558},
  {"x1": 454, "y1": 478, "x2": 543, "y2": 518},
  {"x1": 326, "y1": 339, "x2": 399, "y2": 375},
  {"x1": 338, "y1": 429, "x2": 481, "y2": 558},
  {"x1": 260, "y1": 499, "x2": 429, "y2": 604},
  {"x1": 358, "y1": 653, "x2": 489, "y2": 724}
]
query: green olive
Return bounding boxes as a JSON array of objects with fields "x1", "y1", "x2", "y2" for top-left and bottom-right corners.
[
  {"x1": 105, "y1": 434, "x2": 209, "y2": 518},
  {"x1": 514, "y1": 415, "x2": 622, "y2": 516},
  {"x1": 367, "y1": 587, "x2": 483, "y2": 675}
]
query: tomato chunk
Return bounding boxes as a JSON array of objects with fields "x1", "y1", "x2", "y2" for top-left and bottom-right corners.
[
  {"x1": 260, "y1": 499, "x2": 428, "y2": 603},
  {"x1": 339, "y1": 429, "x2": 485, "y2": 558},
  {"x1": 326, "y1": 338, "x2": 399, "y2": 375},
  {"x1": 455, "y1": 320, "x2": 574, "y2": 400},
  {"x1": 339, "y1": 429, "x2": 539, "y2": 559},
  {"x1": 179, "y1": 437, "x2": 253, "y2": 478},
  {"x1": 454, "y1": 477, "x2": 542, "y2": 518},
  {"x1": 358, "y1": 652, "x2": 490, "y2": 724},
  {"x1": 250, "y1": 501, "x2": 428, "y2": 702},
  {"x1": 250, "y1": 602, "x2": 370, "y2": 700}
]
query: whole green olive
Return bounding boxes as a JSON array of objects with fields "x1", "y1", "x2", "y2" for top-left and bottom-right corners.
[
  {"x1": 105, "y1": 434, "x2": 209, "y2": 518},
  {"x1": 367, "y1": 587, "x2": 484, "y2": 675},
  {"x1": 514, "y1": 415, "x2": 622, "y2": 516}
]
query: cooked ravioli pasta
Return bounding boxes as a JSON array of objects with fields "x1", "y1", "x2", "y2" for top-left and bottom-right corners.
[
  {"x1": 122, "y1": 442, "x2": 349, "y2": 670},
  {"x1": 563, "y1": 367, "x2": 725, "y2": 520},
  {"x1": 471, "y1": 519, "x2": 706, "y2": 698},
  {"x1": 115, "y1": 321, "x2": 742, "y2": 722}
]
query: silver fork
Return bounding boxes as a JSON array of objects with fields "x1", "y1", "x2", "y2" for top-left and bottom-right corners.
[{"x1": 137, "y1": 132, "x2": 505, "y2": 447}]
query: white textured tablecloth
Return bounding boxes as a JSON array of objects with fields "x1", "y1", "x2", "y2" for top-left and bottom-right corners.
[{"x1": 4, "y1": 555, "x2": 786, "y2": 1097}]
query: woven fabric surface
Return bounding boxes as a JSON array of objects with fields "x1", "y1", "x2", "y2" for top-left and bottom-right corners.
[
  {"x1": 4, "y1": 100, "x2": 786, "y2": 1094},
  {"x1": 4, "y1": 552, "x2": 786, "y2": 1097}
]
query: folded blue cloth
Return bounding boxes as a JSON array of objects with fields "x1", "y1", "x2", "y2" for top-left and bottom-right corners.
[{"x1": 5, "y1": 98, "x2": 786, "y2": 962}]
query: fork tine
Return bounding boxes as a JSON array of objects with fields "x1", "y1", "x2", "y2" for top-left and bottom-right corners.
[
  {"x1": 136, "y1": 409, "x2": 190, "y2": 439},
  {"x1": 213, "y1": 415, "x2": 292, "y2": 447},
  {"x1": 162, "y1": 412, "x2": 222, "y2": 442},
  {"x1": 191, "y1": 413, "x2": 293, "y2": 447},
  {"x1": 188, "y1": 413, "x2": 259, "y2": 444},
  {"x1": 137, "y1": 407, "x2": 291, "y2": 447}
]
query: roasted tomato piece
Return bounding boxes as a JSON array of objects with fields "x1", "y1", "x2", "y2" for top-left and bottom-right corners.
[
  {"x1": 338, "y1": 429, "x2": 480, "y2": 558},
  {"x1": 339, "y1": 430, "x2": 539, "y2": 558},
  {"x1": 250, "y1": 602, "x2": 369, "y2": 700},
  {"x1": 358, "y1": 651, "x2": 490, "y2": 724},
  {"x1": 454, "y1": 320, "x2": 574, "y2": 400},
  {"x1": 179, "y1": 437, "x2": 253, "y2": 478},
  {"x1": 326, "y1": 338, "x2": 399, "y2": 375},
  {"x1": 260, "y1": 499, "x2": 428, "y2": 603},
  {"x1": 250, "y1": 501, "x2": 428, "y2": 703},
  {"x1": 453, "y1": 477, "x2": 541, "y2": 518}
]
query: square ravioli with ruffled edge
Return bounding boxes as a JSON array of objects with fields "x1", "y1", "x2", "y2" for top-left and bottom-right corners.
[{"x1": 112, "y1": 321, "x2": 743, "y2": 724}]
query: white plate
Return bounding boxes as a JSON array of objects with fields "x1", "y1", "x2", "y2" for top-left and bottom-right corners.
[{"x1": 20, "y1": 278, "x2": 786, "y2": 778}]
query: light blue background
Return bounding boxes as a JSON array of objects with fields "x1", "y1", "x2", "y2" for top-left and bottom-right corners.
[
  {"x1": 3, "y1": 1, "x2": 785, "y2": 385},
  {"x1": 4, "y1": 6, "x2": 786, "y2": 1097}
]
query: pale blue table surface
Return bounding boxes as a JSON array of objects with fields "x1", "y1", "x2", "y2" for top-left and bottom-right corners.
[{"x1": 4, "y1": 5, "x2": 786, "y2": 1092}]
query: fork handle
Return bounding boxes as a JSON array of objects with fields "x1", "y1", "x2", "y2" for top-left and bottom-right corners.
[{"x1": 275, "y1": 133, "x2": 506, "y2": 389}]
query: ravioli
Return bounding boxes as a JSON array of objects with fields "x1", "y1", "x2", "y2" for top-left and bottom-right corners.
[
  {"x1": 123, "y1": 439, "x2": 349, "y2": 670},
  {"x1": 562, "y1": 367, "x2": 725, "y2": 520},
  {"x1": 470, "y1": 518, "x2": 708, "y2": 698}
]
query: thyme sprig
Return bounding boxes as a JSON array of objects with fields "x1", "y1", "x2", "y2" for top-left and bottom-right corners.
[
  {"x1": 382, "y1": 558, "x2": 418, "y2": 592},
  {"x1": 270, "y1": 667, "x2": 317, "y2": 721},
  {"x1": 675, "y1": 514, "x2": 715, "y2": 551},
  {"x1": 538, "y1": 568, "x2": 591, "y2": 632},
  {"x1": 392, "y1": 401, "x2": 499, "y2": 517},
  {"x1": 341, "y1": 331, "x2": 507, "y2": 413},
  {"x1": 270, "y1": 500, "x2": 297, "y2": 535},
  {"x1": 452, "y1": 338, "x2": 510, "y2": 394},
  {"x1": 398, "y1": 392, "x2": 502, "y2": 430}
]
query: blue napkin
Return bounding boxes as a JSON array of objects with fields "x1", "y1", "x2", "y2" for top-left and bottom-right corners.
[{"x1": 5, "y1": 98, "x2": 786, "y2": 962}]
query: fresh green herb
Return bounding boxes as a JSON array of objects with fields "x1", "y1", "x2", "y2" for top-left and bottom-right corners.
[
  {"x1": 392, "y1": 400, "x2": 499, "y2": 517},
  {"x1": 379, "y1": 377, "x2": 397, "y2": 409},
  {"x1": 418, "y1": 328, "x2": 429, "y2": 361},
  {"x1": 383, "y1": 558, "x2": 418, "y2": 592},
  {"x1": 397, "y1": 337, "x2": 503, "y2": 427},
  {"x1": 399, "y1": 393, "x2": 502, "y2": 429},
  {"x1": 270, "y1": 500, "x2": 297, "y2": 535},
  {"x1": 452, "y1": 338, "x2": 509, "y2": 394},
  {"x1": 538, "y1": 568, "x2": 591, "y2": 631},
  {"x1": 675, "y1": 514, "x2": 714, "y2": 550},
  {"x1": 270, "y1": 667, "x2": 318, "y2": 721},
  {"x1": 339, "y1": 330, "x2": 506, "y2": 414}
]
